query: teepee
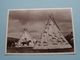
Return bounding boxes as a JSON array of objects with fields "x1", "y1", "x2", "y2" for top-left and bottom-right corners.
[
  {"x1": 17, "y1": 28, "x2": 35, "y2": 47},
  {"x1": 33, "y1": 14, "x2": 72, "y2": 49}
]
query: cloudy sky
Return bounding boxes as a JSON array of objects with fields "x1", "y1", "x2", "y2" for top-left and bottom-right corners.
[{"x1": 7, "y1": 8, "x2": 73, "y2": 40}]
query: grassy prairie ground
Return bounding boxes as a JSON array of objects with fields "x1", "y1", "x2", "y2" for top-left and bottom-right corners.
[{"x1": 7, "y1": 47, "x2": 74, "y2": 53}]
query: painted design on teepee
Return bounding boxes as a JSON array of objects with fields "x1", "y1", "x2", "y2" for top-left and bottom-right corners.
[
  {"x1": 34, "y1": 14, "x2": 72, "y2": 49},
  {"x1": 17, "y1": 28, "x2": 36, "y2": 47}
]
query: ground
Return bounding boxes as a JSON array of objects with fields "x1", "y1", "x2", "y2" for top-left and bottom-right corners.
[{"x1": 7, "y1": 47, "x2": 74, "y2": 53}]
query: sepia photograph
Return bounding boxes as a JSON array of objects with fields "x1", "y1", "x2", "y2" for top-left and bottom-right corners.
[{"x1": 5, "y1": 8, "x2": 75, "y2": 55}]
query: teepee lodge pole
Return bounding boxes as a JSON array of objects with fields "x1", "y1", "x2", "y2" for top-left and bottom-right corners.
[{"x1": 49, "y1": 13, "x2": 60, "y2": 30}]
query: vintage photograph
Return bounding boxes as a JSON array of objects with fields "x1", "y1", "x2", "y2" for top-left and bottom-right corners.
[{"x1": 5, "y1": 8, "x2": 75, "y2": 54}]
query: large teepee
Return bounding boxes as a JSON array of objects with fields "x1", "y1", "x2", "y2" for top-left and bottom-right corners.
[
  {"x1": 33, "y1": 14, "x2": 72, "y2": 49},
  {"x1": 17, "y1": 28, "x2": 36, "y2": 47}
]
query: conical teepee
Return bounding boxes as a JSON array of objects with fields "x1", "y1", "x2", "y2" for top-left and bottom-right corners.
[
  {"x1": 33, "y1": 14, "x2": 72, "y2": 49},
  {"x1": 17, "y1": 28, "x2": 35, "y2": 47}
]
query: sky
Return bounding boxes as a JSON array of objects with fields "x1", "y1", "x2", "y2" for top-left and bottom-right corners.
[{"x1": 7, "y1": 8, "x2": 73, "y2": 40}]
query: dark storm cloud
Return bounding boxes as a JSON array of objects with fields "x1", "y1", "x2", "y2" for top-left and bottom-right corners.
[
  {"x1": 9, "y1": 10, "x2": 31, "y2": 24},
  {"x1": 9, "y1": 10, "x2": 49, "y2": 25},
  {"x1": 9, "y1": 8, "x2": 72, "y2": 25}
]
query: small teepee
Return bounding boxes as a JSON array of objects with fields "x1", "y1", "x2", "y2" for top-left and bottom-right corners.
[
  {"x1": 33, "y1": 14, "x2": 72, "y2": 49},
  {"x1": 17, "y1": 28, "x2": 35, "y2": 47}
]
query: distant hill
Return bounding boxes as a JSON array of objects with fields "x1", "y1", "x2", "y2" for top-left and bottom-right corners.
[
  {"x1": 7, "y1": 37, "x2": 19, "y2": 42},
  {"x1": 7, "y1": 37, "x2": 19, "y2": 47}
]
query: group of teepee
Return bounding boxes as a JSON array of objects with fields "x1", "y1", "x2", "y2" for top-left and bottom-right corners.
[{"x1": 16, "y1": 13, "x2": 72, "y2": 49}]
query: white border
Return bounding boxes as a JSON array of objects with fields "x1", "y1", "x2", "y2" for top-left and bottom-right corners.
[
  {"x1": 71, "y1": 8, "x2": 76, "y2": 54},
  {"x1": 5, "y1": 8, "x2": 76, "y2": 55}
]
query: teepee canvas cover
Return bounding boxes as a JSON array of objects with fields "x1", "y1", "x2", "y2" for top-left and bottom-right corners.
[
  {"x1": 34, "y1": 15, "x2": 72, "y2": 49},
  {"x1": 17, "y1": 29, "x2": 35, "y2": 47}
]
